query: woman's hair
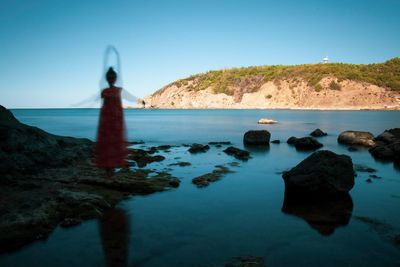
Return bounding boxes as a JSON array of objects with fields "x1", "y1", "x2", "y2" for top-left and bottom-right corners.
[{"x1": 106, "y1": 67, "x2": 117, "y2": 81}]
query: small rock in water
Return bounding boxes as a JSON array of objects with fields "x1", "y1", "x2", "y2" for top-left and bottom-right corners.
[
  {"x1": 369, "y1": 174, "x2": 381, "y2": 179},
  {"x1": 366, "y1": 178, "x2": 373, "y2": 183},
  {"x1": 354, "y1": 164, "x2": 377, "y2": 173},
  {"x1": 271, "y1": 139, "x2": 280, "y2": 144},
  {"x1": 243, "y1": 130, "x2": 271, "y2": 145},
  {"x1": 258, "y1": 118, "x2": 278, "y2": 124},
  {"x1": 157, "y1": 145, "x2": 172, "y2": 150},
  {"x1": 169, "y1": 162, "x2": 191, "y2": 167},
  {"x1": 188, "y1": 143, "x2": 210, "y2": 153},
  {"x1": 192, "y1": 166, "x2": 232, "y2": 188},
  {"x1": 287, "y1": 136, "x2": 323, "y2": 151},
  {"x1": 310, "y1": 128, "x2": 327, "y2": 137},
  {"x1": 223, "y1": 146, "x2": 251, "y2": 161},
  {"x1": 348, "y1": 146, "x2": 359, "y2": 152},
  {"x1": 225, "y1": 256, "x2": 266, "y2": 267}
]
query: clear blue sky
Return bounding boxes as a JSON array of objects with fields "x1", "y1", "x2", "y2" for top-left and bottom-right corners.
[{"x1": 1, "y1": 0, "x2": 399, "y2": 108}]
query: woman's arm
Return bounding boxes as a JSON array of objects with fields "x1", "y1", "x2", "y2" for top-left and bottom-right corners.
[{"x1": 120, "y1": 88, "x2": 138, "y2": 102}]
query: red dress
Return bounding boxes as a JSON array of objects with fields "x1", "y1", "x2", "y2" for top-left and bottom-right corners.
[{"x1": 95, "y1": 87, "x2": 127, "y2": 169}]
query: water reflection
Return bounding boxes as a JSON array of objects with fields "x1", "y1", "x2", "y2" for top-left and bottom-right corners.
[
  {"x1": 281, "y1": 193, "x2": 353, "y2": 236},
  {"x1": 100, "y1": 208, "x2": 130, "y2": 267},
  {"x1": 243, "y1": 144, "x2": 270, "y2": 155}
]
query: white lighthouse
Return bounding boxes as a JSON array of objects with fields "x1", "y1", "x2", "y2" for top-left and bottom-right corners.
[{"x1": 323, "y1": 56, "x2": 329, "y2": 64}]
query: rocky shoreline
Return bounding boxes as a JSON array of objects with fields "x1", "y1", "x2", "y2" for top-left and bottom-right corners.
[{"x1": 1, "y1": 105, "x2": 399, "y2": 255}]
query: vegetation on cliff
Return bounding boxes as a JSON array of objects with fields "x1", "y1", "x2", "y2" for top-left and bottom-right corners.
[{"x1": 159, "y1": 58, "x2": 400, "y2": 96}]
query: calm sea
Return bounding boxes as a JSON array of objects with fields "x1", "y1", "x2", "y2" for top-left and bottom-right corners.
[{"x1": 1, "y1": 109, "x2": 400, "y2": 267}]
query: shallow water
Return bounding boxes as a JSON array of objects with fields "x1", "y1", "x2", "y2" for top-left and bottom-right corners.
[{"x1": 1, "y1": 109, "x2": 400, "y2": 267}]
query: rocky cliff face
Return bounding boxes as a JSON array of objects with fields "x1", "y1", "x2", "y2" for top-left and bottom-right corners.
[
  {"x1": 143, "y1": 77, "x2": 400, "y2": 110},
  {"x1": 143, "y1": 59, "x2": 400, "y2": 109}
]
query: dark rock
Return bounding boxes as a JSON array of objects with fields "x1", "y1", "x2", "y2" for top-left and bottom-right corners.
[
  {"x1": 369, "y1": 129, "x2": 400, "y2": 161},
  {"x1": 287, "y1": 136, "x2": 323, "y2": 151},
  {"x1": 282, "y1": 192, "x2": 353, "y2": 236},
  {"x1": 127, "y1": 140, "x2": 145, "y2": 145},
  {"x1": 348, "y1": 146, "x2": 359, "y2": 152},
  {"x1": 60, "y1": 218, "x2": 82, "y2": 228},
  {"x1": 338, "y1": 131, "x2": 375, "y2": 147},
  {"x1": 366, "y1": 178, "x2": 372, "y2": 183},
  {"x1": 243, "y1": 130, "x2": 270, "y2": 146},
  {"x1": 127, "y1": 148, "x2": 165, "y2": 167},
  {"x1": 188, "y1": 143, "x2": 210, "y2": 153},
  {"x1": 271, "y1": 139, "x2": 280, "y2": 144},
  {"x1": 287, "y1": 136, "x2": 298, "y2": 144},
  {"x1": 354, "y1": 164, "x2": 376, "y2": 173},
  {"x1": 0, "y1": 105, "x2": 92, "y2": 175},
  {"x1": 374, "y1": 128, "x2": 400, "y2": 144},
  {"x1": 282, "y1": 150, "x2": 355, "y2": 195},
  {"x1": 223, "y1": 146, "x2": 250, "y2": 161},
  {"x1": 192, "y1": 166, "x2": 232, "y2": 188},
  {"x1": 369, "y1": 174, "x2": 381, "y2": 179},
  {"x1": 168, "y1": 161, "x2": 191, "y2": 167},
  {"x1": 310, "y1": 128, "x2": 327, "y2": 137},
  {"x1": 225, "y1": 256, "x2": 266, "y2": 267},
  {"x1": 157, "y1": 145, "x2": 172, "y2": 150}
]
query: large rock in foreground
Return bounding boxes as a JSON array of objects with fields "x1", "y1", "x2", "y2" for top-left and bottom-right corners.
[
  {"x1": 282, "y1": 150, "x2": 355, "y2": 195},
  {"x1": 243, "y1": 130, "x2": 270, "y2": 146},
  {"x1": 338, "y1": 130, "x2": 375, "y2": 147},
  {"x1": 0, "y1": 105, "x2": 92, "y2": 175}
]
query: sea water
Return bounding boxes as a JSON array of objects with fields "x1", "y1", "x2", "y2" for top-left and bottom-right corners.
[{"x1": 1, "y1": 109, "x2": 399, "y2": 267}]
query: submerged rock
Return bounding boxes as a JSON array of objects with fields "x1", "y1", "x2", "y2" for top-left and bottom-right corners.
[
  {"x1": 286, "y1": 136, "x2": 323, "y2": 151},
  {"x1": 192, "y1": 166, "x2": 232, "y2": 188},
  {"x1": 225, "y1": 256, "x2": 266, "y2": 267},
  {"x1": 271, "y1": 139, "x2": 280, "y2": 144},
  {"x1": 282, "y1": 150, "x2": 355, "y2": 195},
  {"x1": 188, "y1": 143, "x2": 210, "y2": 153},
  {"x1": 223, "y1": 146, "x2": 251, "y2": 161},
  {"x1": 310, "y1": 128, "x2": 327, "y2": 137},
  {"x1": 338, "y1": 130, "x2": 375, "y2": 147},
  {"x1": 354, "y1": 164, "x2": 376, "y2": 173},
  {"x1": 282, "y1": 192, "x2": 353, "y2": 236},
  {"x1": 243, "y1": 130, "x2": 270, "y2": 146},
  {"x1": 168, "y1": 161, "x2": 191, "y2": 167}
]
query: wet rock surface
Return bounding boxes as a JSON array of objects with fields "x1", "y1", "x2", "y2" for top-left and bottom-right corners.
[
  {"x1": 192, "y1": 166, "x2": 232, "y2": 188},
  {"x1": 286, "y1": 136, "x2": 323, "y2": 150},
  {"x1": 0, "y1": 106, "x2": 180, "y2": 253},
  {"x1": 310, "y1": 128, "x2": 327, "y2": 137},
  {"x1": 282, "y1": 150, "x2": 355, "y2": 195},
  {"x1": 223, "y1": 146, "x2": 251, "y2": 161},
  {"x1": 127, "y1": 148, "x2": 165, "y2": 167},
  {"x1": 0, "y1": 105, "x2": 92, "y2": 175},
  {"x1": 338, "y1": 130, "x2": 375, "y2": 147},
  {"x1": 243, "y1": 130, "x2": 270, "y2": 146},
  {"x1": 188, "y1": 143, "x2": 210, "y2": 153}
]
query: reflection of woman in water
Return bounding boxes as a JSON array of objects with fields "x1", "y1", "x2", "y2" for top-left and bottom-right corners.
[
  {"x1": 100, "y1": 208, "x2": 130, "y2": 267},
  {"x1": 95, "y1": 67, "x2": 128, "y2": 177}
]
